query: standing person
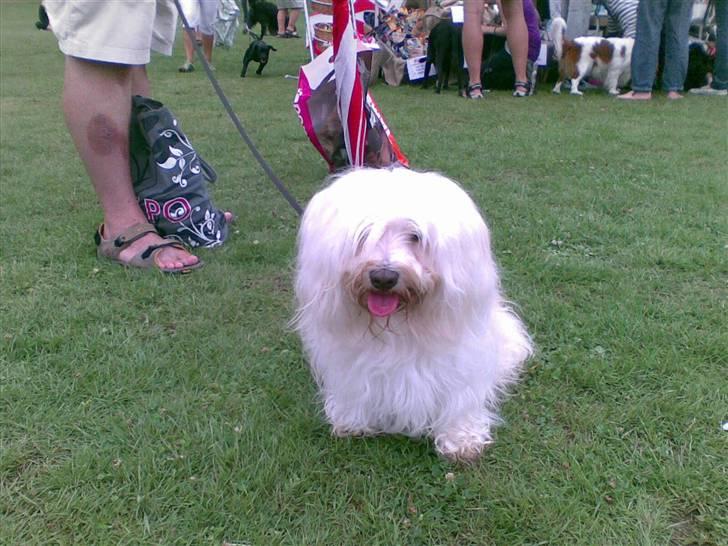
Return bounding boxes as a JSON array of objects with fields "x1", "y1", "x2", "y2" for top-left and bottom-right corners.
[
  {"x1": 463, "y1": 0, "x2": 530, "y2": 99},
  {"x1": 482, "y1": 0, "x2": 542, "y2": 93},
  {"x1": 690, "y1": 0, "x2": 728, "y2": 96},
  {"x1": 178, "y1": 0, "x2": 220, "y2": 72},
  {"x1": 604, "y1": 0, "x2": 639, "y2": 39},
  {"x1": 42, "y1": 0, "x2": 219, "y2": 272},
  {"x1": 276, "y1": 0, "x2": 303, "y2": 38},
  {"x1": 617, "y1": 0, "x2": 693, "y2": 100}
]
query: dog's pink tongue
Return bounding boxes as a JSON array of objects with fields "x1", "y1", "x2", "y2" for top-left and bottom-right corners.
[{"x1": 367, "y1": 292, "x2": 400, "y2": 317}]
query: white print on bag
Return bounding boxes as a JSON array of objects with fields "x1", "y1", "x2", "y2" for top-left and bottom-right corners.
[
  {"x1": 144, "y1": 197, "x2": 224, "y2": 248},
  {"x1": 155, "y1": 124, "x2": 202, "y2": 189},
  {"x1": 144, "y1": 197, "x2": 192, "y2": 224}
]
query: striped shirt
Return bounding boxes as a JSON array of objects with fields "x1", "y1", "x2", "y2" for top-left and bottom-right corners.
[{"x1": 604, "y1": 0, "x2": 639, "y2": 38}]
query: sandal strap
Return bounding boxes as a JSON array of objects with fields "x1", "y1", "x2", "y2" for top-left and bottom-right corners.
[
  {"x1": 513, "y1": 80, "x2": 531, "y2": 97},
  {"x1": 467, "y1": 83, "x2": 484, "y2": 99},
  {"x1": 94, "y1": 222, "x2": 157, "y2": 249},
  {"x1": 112, "y1": 223, "x2": 158, "y2": 248},
  {"x1": 140, "y1": 240, "x2": 186, "y2": 260}
]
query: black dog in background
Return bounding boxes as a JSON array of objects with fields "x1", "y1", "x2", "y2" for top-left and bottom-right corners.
[
  {"x1": 247, "y1": 0, "x2": 278, "y2": 37},
  {"x1": 655, "y1": 39, "x2": 714, "y2": 91},
  {"x1": 422, "y1": 20, "x2": 465, "y2": 95},
  {"x1": 36, "y1": 4, "x2": 49, "y2": 30},
  {"x1": 684, "y1": 41, "x2": 714, "y2": 90},
  {"x1": 241, "y1": 33, "x2": 277, "y2": 77}
]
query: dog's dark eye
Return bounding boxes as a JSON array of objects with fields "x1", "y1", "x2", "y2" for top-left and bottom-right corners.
[{"x1": 408, "y1": 232, "x2": 421, "y2": 244}]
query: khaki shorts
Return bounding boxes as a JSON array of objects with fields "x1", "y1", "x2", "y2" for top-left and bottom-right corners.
[
  {"x1": 177, "y1": 0, "x2": 219, "y2": 35},
  {"x1": 43, "y1": 0, "x2": 178, "y2": 65}
]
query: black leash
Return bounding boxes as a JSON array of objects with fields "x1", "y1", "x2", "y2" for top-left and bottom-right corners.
[{"x1": 173, "y1": 0, "x2": 303, "y2": 217}]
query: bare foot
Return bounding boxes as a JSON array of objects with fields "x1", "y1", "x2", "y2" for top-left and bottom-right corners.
[
  {"x1": 617, "y1": 91, "x2": 652, "y2": 100},
  {"x1": 667, "y1": 91, "x2": 684, "y2": 100}
]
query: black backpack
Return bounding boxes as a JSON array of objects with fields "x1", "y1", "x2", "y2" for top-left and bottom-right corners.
[{"x1": 129, "y1": 95, "x2": 229, "y2": 249}]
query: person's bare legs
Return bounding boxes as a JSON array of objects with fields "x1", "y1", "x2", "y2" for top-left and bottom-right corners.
[
  {"x1": 182, "y1": 30, "x2": 195, "y2": 65},
  {"x1": 63, "y1": 56, "x2": 199, "y2": 269},
  {"x1": 463, "y1": 0, "x2": 485, "y2": 97},
  {"x1": 287, "y1": 9, "x2": 301, "y2": 33},
  {"x1": 277, "y1": 9, "x2": 287, "y2": 35},
  {"x1": 201, "y1": 32, "x2": 214, "y2": 63},
  {"x1": 181, "y1": 29, "x2": 212, "y2": 68},
  {"x1": 501, "y1": 0, "x2": 528, "y2": 91}
]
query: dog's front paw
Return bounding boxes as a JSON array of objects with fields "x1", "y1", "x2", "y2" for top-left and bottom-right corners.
[
  {"x1": 331, "y1": 424, "x2": 376, "y2": 438},
  {"x1": 434, "y1": 428, "x2": 493, "y2": 463}
]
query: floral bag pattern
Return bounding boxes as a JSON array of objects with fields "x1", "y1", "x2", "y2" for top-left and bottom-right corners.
[{"x1": 129, "y1": 95, "x2": 229, "y2": 248}]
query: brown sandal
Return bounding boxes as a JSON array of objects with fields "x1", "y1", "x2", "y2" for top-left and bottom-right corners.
[{"x1": 94, "y1": 223, "x2": 204, "y2": 274}]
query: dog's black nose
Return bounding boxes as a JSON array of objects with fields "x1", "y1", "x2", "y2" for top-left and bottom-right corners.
[{"x1": 369, "y1": 268, "x2": 399, "y2": 291}]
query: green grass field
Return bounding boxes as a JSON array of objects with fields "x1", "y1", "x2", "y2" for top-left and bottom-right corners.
[{"x1": 1, "y1": 1, "x2": 727, "y2": 544}]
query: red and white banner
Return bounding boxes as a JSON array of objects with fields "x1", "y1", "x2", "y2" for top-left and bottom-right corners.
[
  {"x1": 332, "y1": 0, "x2": 366, "y2": 166},
  {"x1": 294, "y1": 0, "x2": 408, "y2": 171}
]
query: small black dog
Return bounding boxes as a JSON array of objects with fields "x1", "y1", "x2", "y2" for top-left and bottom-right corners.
[
  {"x1": 35, "y1": 4, "x2": 50, "y2": 30},
  {"x1": 422, "y1": 20, "x2": 465, "y2": 95},
  {"x1": 656, "y1": 37, "x2": 714, "y2": 91},
  {"x1": 684, "y1": 41, "x2": 714, "y2": 90},
  {"x1": 240, "y1": 33, "x2": 277, "y2": 77},
  {"x1": 247, "y1": 0, "x2": 278, "y2": 38}
]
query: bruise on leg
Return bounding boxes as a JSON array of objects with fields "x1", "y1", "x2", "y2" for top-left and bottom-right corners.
[{"x1": 87, "y1": 113, "x2": 123, "y2": 156}]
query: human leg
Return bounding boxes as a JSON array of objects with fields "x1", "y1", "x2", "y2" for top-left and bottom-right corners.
[
  {"x1": 201, "y1": 33, "x2": 214, "y2": 63},
  {"x1": 198, "y1": 0, "x2": 218, "y2": 62},
  {"x1": 63, "y1": 57, "x2": 200, "y2": 270},
  {"x1": 713, "y1": 0, "x2": 728, "y2": 89},
  {"x1": 501, "y1": 0, "x2": 529, "y2": 94},
  {"x1": 277, "y1": 9, "x2": 288, "y2": 35},
  {"x1": 620, "y1": 0, "x2": 667, "y2": 97},
  {"x1": 179, "y1": 30, "x2": 196, "y2": 71},
  {"x1": 661, "y1": 0, "x2": 693, "y2": 94},
  {"x1": 463, "y1": 0, "x2": 485, "y2": 98},
  {"x1": 287, "y1": 8, "x2": 301, "y2": 35},
  {"x1": 692, "y1": 0, "x2": 728, "y2": 94}
]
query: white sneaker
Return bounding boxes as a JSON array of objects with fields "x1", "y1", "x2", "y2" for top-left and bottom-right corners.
[{"x1": 689, "y1": 85, "x2": 728, "y2": 96}]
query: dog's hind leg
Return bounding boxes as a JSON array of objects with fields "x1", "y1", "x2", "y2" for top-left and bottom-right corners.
[
  {"x1": 453, "y1": 28, "x2": 466, "y2": 97},
  {"x1": 256, "y1": 61, "x2": 267, "y2": 75},
  {"x1": 553, "y1": 65, "x2": 567, "y2": 94},
  {"x1": 570, "y1": 58, "x2": 593, "y2": 95},
  {"x1": 435, "y1": 49, "x2": 448, "y2": 93},
  {"x1": 603, "y1": 66, "x2": 621, "y2": 95},
  {"x1": 569, "y1": 68, "x2": 586, "y2": 95},
  {"x1": 422, "y1": 60, "x2": 432, "y2": 89}
]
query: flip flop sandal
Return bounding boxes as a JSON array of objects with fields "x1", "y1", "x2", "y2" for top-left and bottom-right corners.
[
  {"x1": 285, "y1": 29, "x2": 299, "y2": 38},
  {"x1": 95, "y1": 222, "x2": 204, "y2": 274},
  {"x1": 178, "y1": 62, "x2": 195, "y2": 73}
]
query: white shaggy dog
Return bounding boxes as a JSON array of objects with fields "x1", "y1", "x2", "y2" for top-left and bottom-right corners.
[{"x1": 293, "y1": 168, "x2": 533, "y2": 461}]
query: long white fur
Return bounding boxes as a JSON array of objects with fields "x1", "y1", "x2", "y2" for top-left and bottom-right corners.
[
  {"x1": 551, "y1": 17, "x2": 634, "y2": 96},
  {"x1": 293, "y1": 168, "x2": 533, "y2": 461}
]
